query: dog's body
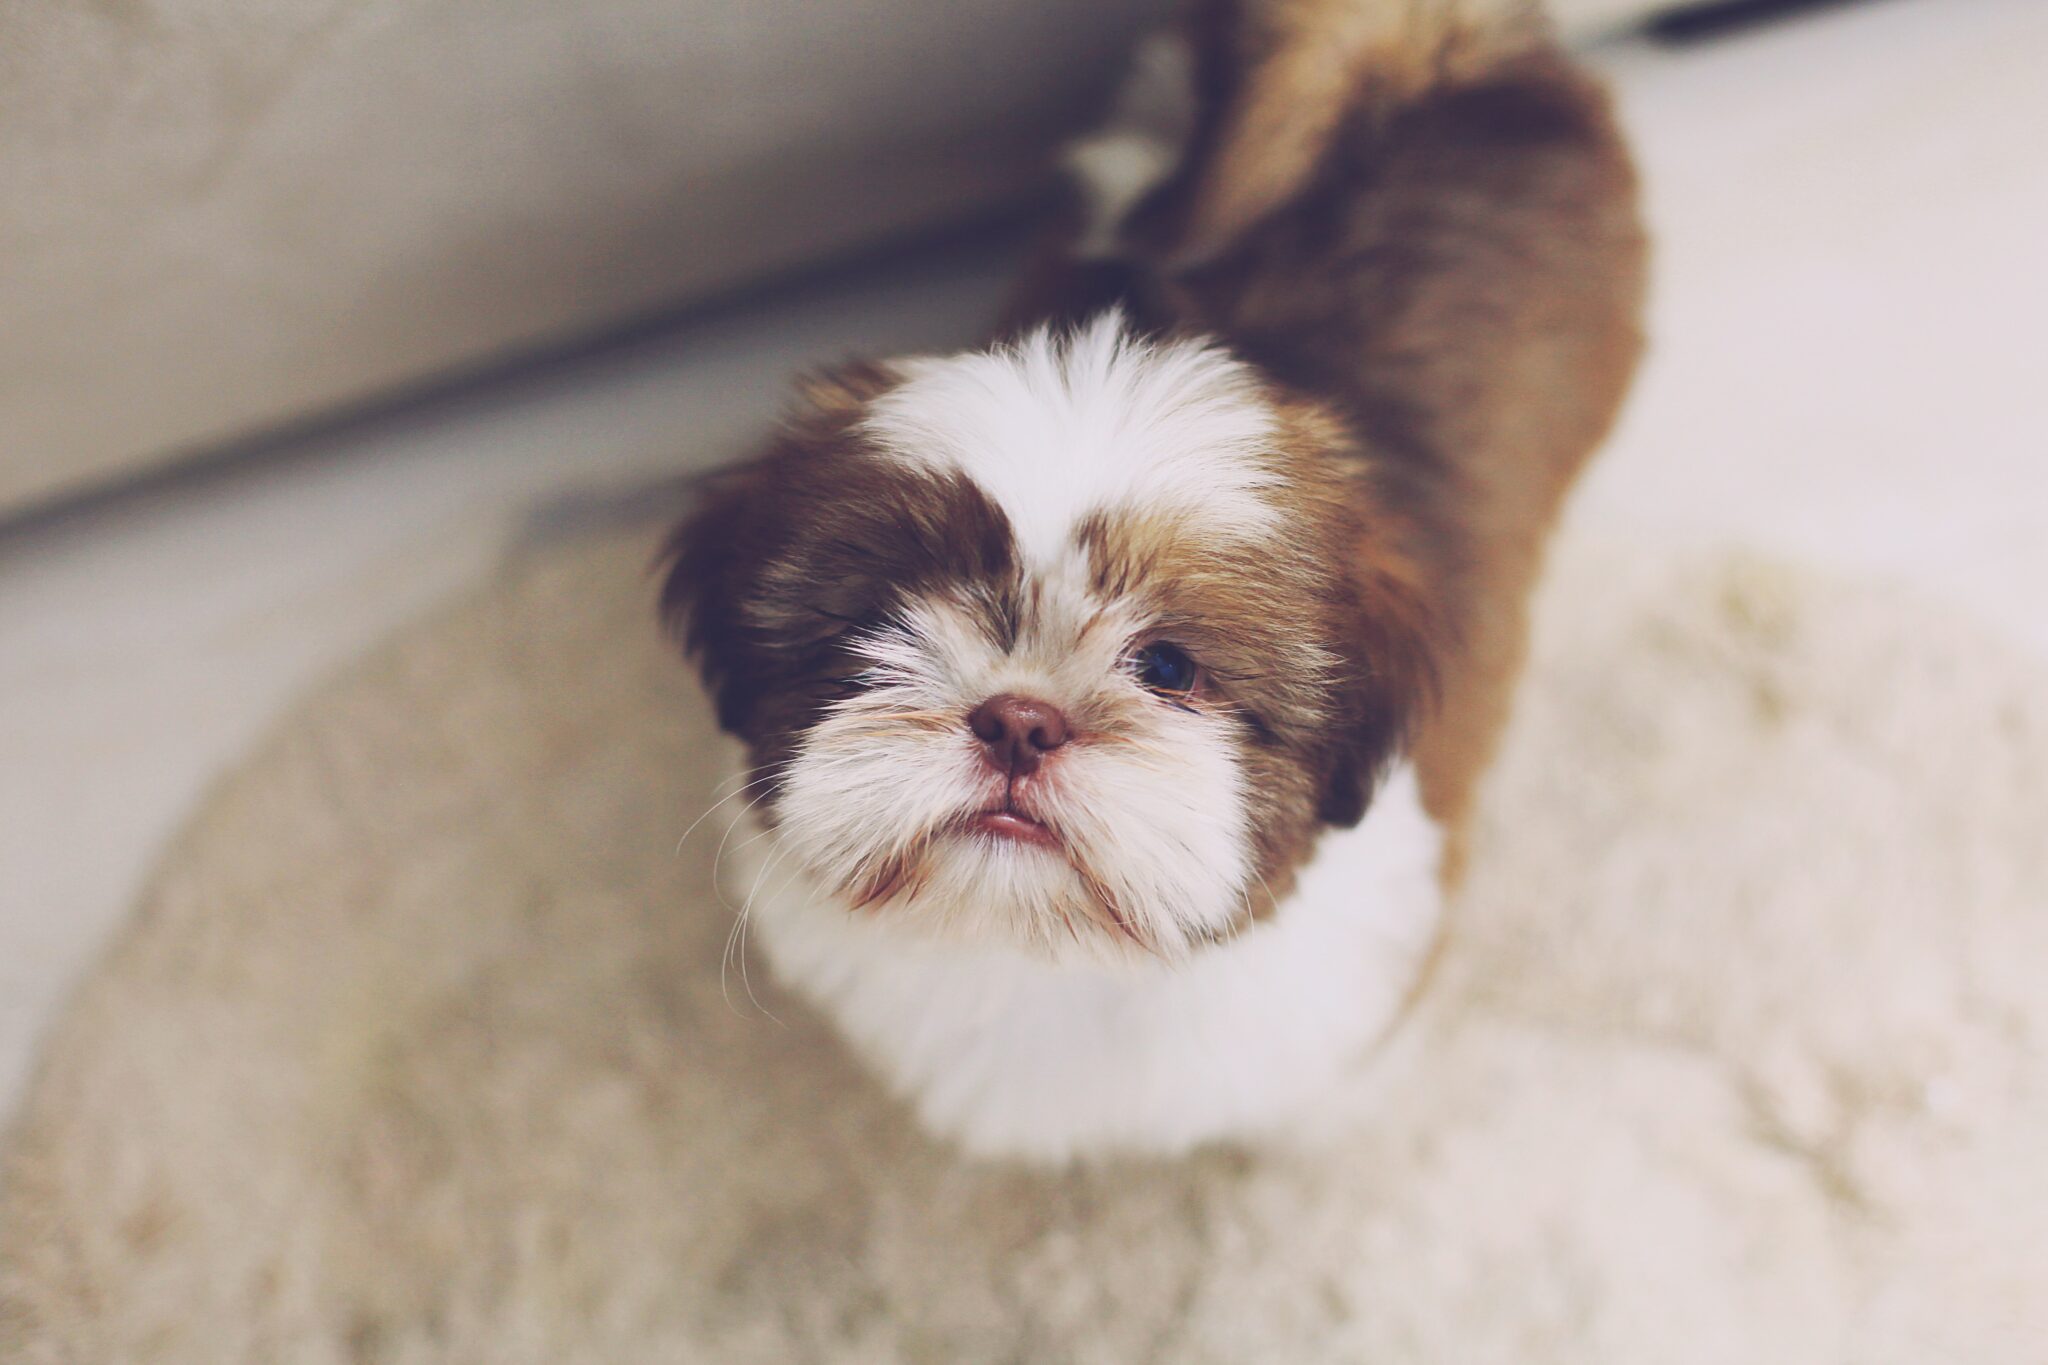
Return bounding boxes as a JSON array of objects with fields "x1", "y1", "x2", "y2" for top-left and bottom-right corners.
[{"x1": 666, "y1": 0, "x2": 1645, "y2": 1159}]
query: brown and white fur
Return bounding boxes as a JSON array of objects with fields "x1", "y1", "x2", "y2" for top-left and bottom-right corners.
[{"x1": 662, "y1": 0, "x2": 1645, "y2": 1159}]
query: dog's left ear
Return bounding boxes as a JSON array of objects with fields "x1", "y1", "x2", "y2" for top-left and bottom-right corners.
[
  {"x1": 659, "y1": 457, "x2": 779, "y2": 739},
  {"x1": 1315, "y1": 529, "x2": 1442, "y2": 828},
  {"x1": 658, "y1": 359, "x2": 900, "y2": 739}
]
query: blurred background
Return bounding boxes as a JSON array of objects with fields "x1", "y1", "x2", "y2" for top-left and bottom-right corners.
[{"x1": 1, "y1": 0, "x2": 2042, "y2": 1115}]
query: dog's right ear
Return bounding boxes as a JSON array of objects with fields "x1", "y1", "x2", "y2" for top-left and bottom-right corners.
[{"x1": 657, "y1": 360, "x2": 900, "y2": 739}]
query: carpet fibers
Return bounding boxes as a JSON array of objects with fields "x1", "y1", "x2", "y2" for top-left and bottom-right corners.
[{"x1": 3, "y1": 530, "x2": 2043, "y2": 1362}]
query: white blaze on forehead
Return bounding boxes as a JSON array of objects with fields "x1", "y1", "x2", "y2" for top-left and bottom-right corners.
[{"x1": 861, "y1": 312, "x2": 1282, "y2": 565}]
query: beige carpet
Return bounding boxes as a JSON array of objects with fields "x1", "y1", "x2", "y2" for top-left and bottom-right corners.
[{"x1": 3, "y1": 527, "x2": 2044, "y2": 1363}]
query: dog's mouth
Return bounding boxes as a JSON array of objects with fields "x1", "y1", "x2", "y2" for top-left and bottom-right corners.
[
  {"x1": 961, "y1": 795, "x2": 1063, "y2": 852},
  {"x1": 965, "y1": 808, "x2": 1062, "y2": 851},
  {"x1": 851, "y1": 789, "x2": 1068, "y2": 907},
  {"x1": 845, "y1": 792, "x2": 1159, "y2": 953}
]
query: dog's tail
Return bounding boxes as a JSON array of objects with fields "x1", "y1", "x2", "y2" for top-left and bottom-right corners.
[{"x1": 1067, "y1": 0, "x2": 1551, "y2": 266}]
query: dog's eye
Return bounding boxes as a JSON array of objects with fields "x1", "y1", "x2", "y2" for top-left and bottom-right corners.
[{"x1": 1129, "y1": 642, "x2": 1200, "y2": 696}]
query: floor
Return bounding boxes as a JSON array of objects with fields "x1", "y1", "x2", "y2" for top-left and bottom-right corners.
[{"x1": 2, "y1": 0, "x2": 2043, "y2": 1119}]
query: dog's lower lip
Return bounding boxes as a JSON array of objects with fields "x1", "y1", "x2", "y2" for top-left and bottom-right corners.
[{"x1": 967, "y1": 810, "x2": 1062, "y2": 851}]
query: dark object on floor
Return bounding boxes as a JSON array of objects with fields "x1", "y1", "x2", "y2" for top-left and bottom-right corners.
[{"x1": 1647, "y1": 0, "x2": 1875, "y2": 45}]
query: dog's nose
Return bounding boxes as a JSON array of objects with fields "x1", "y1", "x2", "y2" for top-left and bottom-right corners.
[{"x1": 967, "y1": 694, "x2": 1069, "y2": 776}]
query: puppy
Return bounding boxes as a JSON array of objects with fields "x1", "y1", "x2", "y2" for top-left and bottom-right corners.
[{"x1": 662, "y1": 0, "x2": 1645, "y2": 1159}]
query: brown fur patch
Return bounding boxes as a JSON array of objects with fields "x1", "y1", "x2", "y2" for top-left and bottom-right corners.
[
  {"x1": 1165, "y1": 0, "x2": 1550, "y2": 265},
  {"x1": 660, "y1": 362, "x2": 1022, "y2": 784}
]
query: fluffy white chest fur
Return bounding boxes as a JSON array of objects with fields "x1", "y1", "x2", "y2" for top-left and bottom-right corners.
[{"x1": 722, "y1": 765, "x2": 1443, "y2": 1160}]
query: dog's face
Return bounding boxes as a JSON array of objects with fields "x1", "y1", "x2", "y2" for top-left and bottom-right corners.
[{"x1": 665, "y1": 316, "x2": 1435, "y2": 962}]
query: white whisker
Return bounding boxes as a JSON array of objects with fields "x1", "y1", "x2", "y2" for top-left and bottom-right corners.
[{"x1": 675, "y1": 765, "x2": 778, "y2": 858}]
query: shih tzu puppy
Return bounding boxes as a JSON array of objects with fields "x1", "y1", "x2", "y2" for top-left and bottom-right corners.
[{"x1": 663, "y1": 0, "x2": 1645, "y2": 1159}]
